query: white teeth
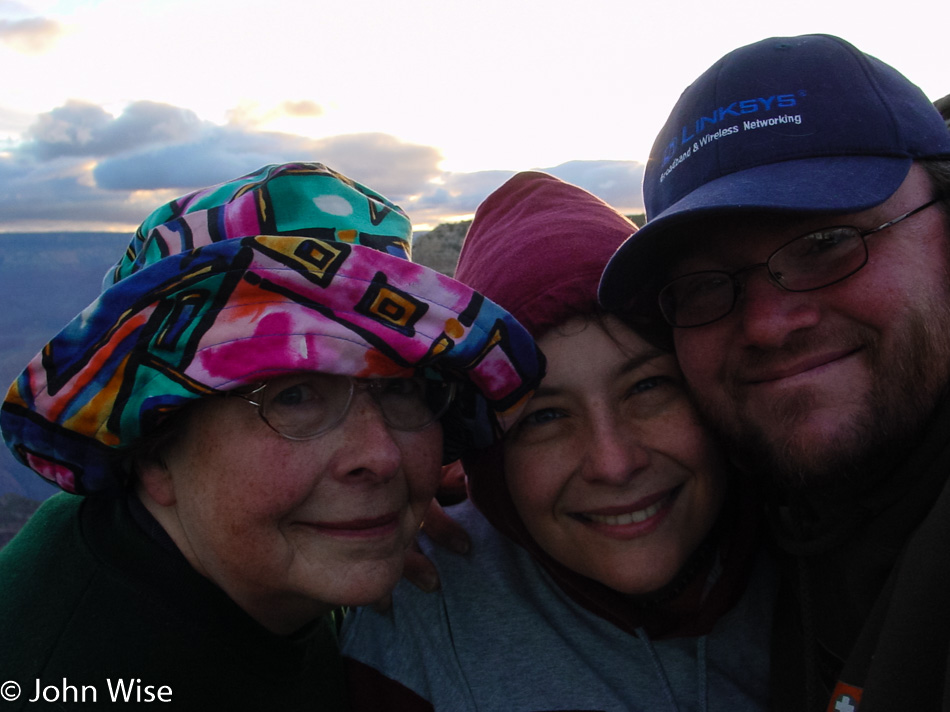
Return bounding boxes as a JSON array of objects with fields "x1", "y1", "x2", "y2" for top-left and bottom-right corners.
[{"x1": 585, "y1": 501, "x2": 664, "y2": 525}]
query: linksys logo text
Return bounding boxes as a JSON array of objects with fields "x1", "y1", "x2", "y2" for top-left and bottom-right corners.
[{"x1": 661, "y1": 94, "x2": 799, "y2": 165}]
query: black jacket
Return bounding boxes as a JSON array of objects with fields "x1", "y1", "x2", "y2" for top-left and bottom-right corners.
[{"x1": 770, "y1": 396, "x2": 950, "y2": 711}]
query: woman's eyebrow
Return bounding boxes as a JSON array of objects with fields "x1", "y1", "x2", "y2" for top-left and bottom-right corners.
[
  {"x1": 616, "y1": 348, "x2": 668, "y2": 378},
  {"x1": 528, "y1": 349, "x2": 669, "y2": 400},
  {"x1": 529, "y1": 385, "x2": 563, "y2": 400}
]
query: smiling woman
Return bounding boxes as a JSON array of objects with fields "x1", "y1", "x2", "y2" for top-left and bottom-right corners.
[
  {"x1": 341, "y1": 172, "x2": 775, "y2": 712},
  {"x1": 0, "y1": 162, "x2": 543, "y2": 710},
  {"x1": 503, "y1": 314, "x2": 725, "y2": 597}
]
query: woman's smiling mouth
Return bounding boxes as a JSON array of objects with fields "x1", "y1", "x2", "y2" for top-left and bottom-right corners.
[
  {"x1": 301, "y1": 512, "x2": 401, "y2": 538},
  {"x1": 570, "y1": 487, "x2": 681, "y2": 535}
]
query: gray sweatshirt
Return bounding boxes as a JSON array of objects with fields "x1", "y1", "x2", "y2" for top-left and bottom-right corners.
[{"x1": 342, "y1": 499, "x2": 774, "y2": 712}]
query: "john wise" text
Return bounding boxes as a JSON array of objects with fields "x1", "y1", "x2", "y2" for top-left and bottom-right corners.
[{"x1": 28, "y1": 677, "x2": 172, "y2": 703}]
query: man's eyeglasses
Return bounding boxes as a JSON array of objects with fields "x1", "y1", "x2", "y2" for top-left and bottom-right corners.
[
  {"x1": 658, "y1": 197, "x2": 945, "y2": 328},
  {"x1": 232, "y1": 373, "x2": 457, "y2": 440}
]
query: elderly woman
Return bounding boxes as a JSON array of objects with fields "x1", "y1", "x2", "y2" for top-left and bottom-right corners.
[{"x1": 0, "y1": 163, "x2": 542, "y2": 710}]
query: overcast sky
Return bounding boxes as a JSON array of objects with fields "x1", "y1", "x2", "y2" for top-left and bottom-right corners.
[{"x1": 1, "y1": 0, "x2": 947, "y2": 233}]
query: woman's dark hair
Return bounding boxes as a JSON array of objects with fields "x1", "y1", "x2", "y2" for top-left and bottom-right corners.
[{"x1": 110, "y1": 402, "x2": 198, "y2": 486}]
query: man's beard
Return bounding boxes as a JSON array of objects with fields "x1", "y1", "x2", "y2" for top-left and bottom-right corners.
[{"x1": 696, "y1": 298, "x2": 950, "y2": 492}]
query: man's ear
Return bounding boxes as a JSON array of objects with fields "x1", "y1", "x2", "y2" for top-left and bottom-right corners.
[{"x1": 135, "y1": 458, "x2": 177, "y2": 508}]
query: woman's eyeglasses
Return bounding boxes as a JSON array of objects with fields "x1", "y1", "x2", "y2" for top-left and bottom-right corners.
[{"x1": 231, "y1": 373, "x2": 457, "y2": 440}]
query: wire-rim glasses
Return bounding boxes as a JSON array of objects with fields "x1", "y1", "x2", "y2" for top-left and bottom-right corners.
[
  {"x1": 658, "y1": 197, "x2": 944, "y2": 328},
  {"x1": 231, "y1": 373, "x2": 457, "y2": 440}
]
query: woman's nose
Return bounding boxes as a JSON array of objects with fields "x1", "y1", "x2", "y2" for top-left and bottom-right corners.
[
  {"x1": 579, "y1": 415, "x2": 650, "y2": 485},
  {"x1": 336, "y1": 392, "x2": 402, "y2": 484}
]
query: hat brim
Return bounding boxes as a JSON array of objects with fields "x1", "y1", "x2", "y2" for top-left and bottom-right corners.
[{"x1": 2, "y1": 235, "x2": 544, "y2": 493}]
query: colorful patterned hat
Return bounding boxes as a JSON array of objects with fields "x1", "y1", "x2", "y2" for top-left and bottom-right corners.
[{"x1": 1, "y1": 162, "x2": 544, "y2": 494}]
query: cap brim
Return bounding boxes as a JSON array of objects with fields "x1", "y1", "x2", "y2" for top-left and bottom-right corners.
[{"x1": 599, "y1": 155, "x2": 912, "y2": 312}]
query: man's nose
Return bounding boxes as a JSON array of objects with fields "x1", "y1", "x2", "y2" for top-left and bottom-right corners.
[{"x1": 733, "y1": 268, "x2": 821, "y2": 348}]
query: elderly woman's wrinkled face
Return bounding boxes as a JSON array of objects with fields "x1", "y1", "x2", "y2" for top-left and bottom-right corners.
[{"x1": 138, "y1": 373, "x2": 443, "y2": 634}]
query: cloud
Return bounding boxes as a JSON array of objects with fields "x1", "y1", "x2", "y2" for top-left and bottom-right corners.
[
  {"x1": 0, "y1": 156, "x2": 168, "y2": 228},
  {"x1": 0, "y1": 16, "x2": 62, "y2": 53},
  {"x1": 545, "y1": 160, "x2": 645, "y2": 212},
  {"x1": 0, "y1": 97, "x2": 644, "y2": 233},
  {"x1": 0, "y1": 104, "x2": 33, "y2": 135},
  {"x1": 91, "y1": 129, "x2": 443, "y2": 200},
  {"x1": 404, "y1": 161, "x2": 645, "y2": 228},
  {"x1": 25, "y1": 100, "x2": 204, "y2": 160},
  {"x1": 280, "y1": 100, "x2": 323, "y2": 118},
  {"x1": 0, "y1": 99, "x2": 446, "y2": 231},
  {"x1": 226, "y1": 100, "x2": 325, "y2": 128},
  {"x1": 308, "y1": 133, "x2": 442, "y2": 202},
  {"x1": 90, "y1": 126, "x2": 309, "y2": 191},
  {"x1": 405, "y1": 170, "x2": 515, "y2": 222}
]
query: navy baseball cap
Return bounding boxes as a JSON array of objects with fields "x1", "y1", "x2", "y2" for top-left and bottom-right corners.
[{"x1": 599, "y1": 34, "x2": 950, "y2": 326}]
